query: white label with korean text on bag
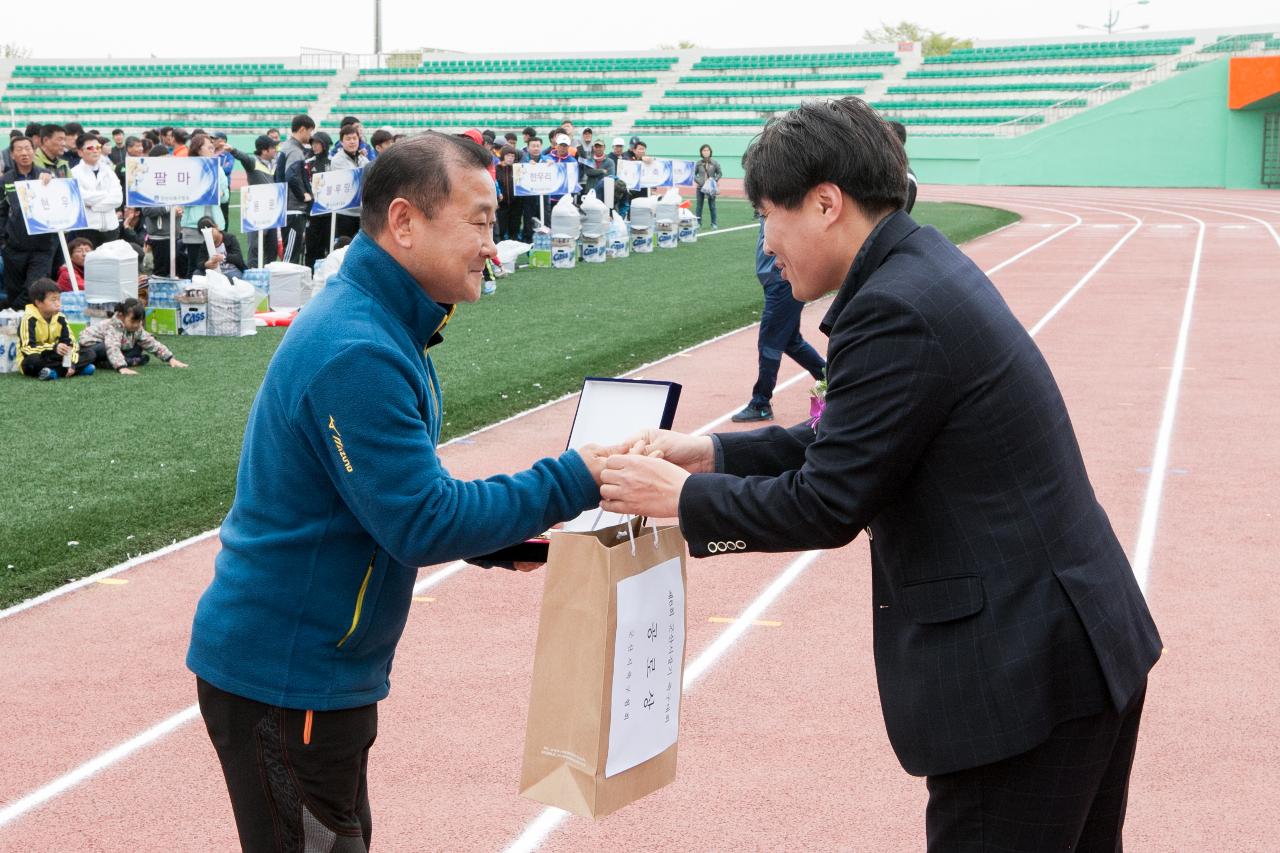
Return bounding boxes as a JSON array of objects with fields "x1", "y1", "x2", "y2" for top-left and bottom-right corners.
[{"x1": 606, "y1": 556, "x2": 685, "y2": 778}]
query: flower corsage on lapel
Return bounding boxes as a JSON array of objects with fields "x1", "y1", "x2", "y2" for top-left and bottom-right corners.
[{"x1": 808, "y1": 374, "x2": 827, "y2": 431}]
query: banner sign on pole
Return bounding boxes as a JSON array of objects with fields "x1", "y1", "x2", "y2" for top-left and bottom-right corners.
[
  {"x1": 513, "y1": 161, "x2": 579, "y2": 197},
  {"x1": 615, "y1": 159, "x2": 642, "y2": 190},
  {"x1": 311, "y1": 168, "x2": 364, "y2": 214},
  {"x1": 240, "y1": 183, "x2": 287, "y2": 232},
  {"x1": 125, "y1": 156, "x2": 222, "y2": 207},
  {"x1": 670, "y1": 160, "x2": 696, "y2": 187},
  {"x1": 617, "y1": 159, "x2": 693, "y2": 190},
  {"x1": 14, "y1": 178, "x2": 89, "y2": 235},
  {"x1": 639, "y1": 159, "x2": 672, "y2": 189}
]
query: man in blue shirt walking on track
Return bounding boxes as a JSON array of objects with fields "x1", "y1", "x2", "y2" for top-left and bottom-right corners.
[
  {"x1": 731, "y1": 221, "x2": 827, "y2": 423},
  {"x1": 187, "y1": 132, "x2": 612, "y2": 852}
]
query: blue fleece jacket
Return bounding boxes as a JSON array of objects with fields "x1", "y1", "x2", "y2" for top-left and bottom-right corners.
[{"x1": 187, "y1": 233, "x2": 599, "y2": 710}]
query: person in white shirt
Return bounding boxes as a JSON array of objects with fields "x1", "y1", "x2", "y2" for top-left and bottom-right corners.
[{"x1": 69, "y1": 133, "x2": 123, "y2": 247}]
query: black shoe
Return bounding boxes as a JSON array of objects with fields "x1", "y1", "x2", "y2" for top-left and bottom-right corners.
[{"x1": 731, "y1": 403, "x2": 773, "y2": 423}]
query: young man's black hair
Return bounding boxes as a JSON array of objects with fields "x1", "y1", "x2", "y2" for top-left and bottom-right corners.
[
  {"x1": 291, "y1": 114, "x2": 316, "y2": 133},
  {"x1": 743, "y1": 96, "x2": 906, "y2": 216}
]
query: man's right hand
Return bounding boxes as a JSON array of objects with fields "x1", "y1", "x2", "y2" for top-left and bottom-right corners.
[
  {"x1": 118, "y1": 367, "x2": 139, "y2": 376},
  {"x1": 578, "y1": 442, "x2": 629, "y2": 487},
  {"x1": 621, "y1": 429, "x2": 715, "y2": 474}
]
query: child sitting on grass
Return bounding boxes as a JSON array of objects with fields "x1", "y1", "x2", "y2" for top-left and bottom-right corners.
[
  {"x1": 17, "y1": 279, "x2": 96, "y2": 380},
  {"x1": 77, "y1": 298, "x2": 189, "y2": 376}
]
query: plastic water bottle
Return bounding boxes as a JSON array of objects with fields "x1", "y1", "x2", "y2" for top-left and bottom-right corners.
[{"x1": 531, "y1": 230, "x2": 553, "y2": 268}]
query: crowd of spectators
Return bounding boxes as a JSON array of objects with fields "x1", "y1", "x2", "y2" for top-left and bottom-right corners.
[{"x1": 3, "y1": 112, "x2": 722, "y2": 311}]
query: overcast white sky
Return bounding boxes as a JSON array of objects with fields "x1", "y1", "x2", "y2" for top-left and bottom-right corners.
[{"x1": 8, "y1": 0, "x2": 1279, "y2": 59}]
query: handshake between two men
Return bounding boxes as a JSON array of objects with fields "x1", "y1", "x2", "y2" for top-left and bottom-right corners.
[{"x1": 576, "y1": 429, "x2": 714, "y2": 522}]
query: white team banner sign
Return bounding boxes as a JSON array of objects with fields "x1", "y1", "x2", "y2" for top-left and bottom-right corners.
[
  {"x1": 615, "y1": 159, "x2": 642, "y2": 190},
  {"x1": 15, "y1": 178, "x2": 89, "y2": 235},
  {"x1": 311, "y1": 168, "x2": 364, "y2": 214},
  {"x1": 125, "y1": 156, "x2": 222, "y2": 207},
  {"x1": 513, "y1": 161, "x2": 579, "y2": 197},
  {"x1": 240, "y1": 183, "x2": 287, "y2": 232},
  {"x1": 669, "y1": 160, "x2": 696, "y2": 187},
  {"x1": 616, "y1": 159, "x2": 695, "y2": 190}
]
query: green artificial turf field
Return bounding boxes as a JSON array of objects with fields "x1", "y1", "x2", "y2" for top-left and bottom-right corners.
[{"x1": 0, "y1": 199, "x2": 1017, "y2": 606}]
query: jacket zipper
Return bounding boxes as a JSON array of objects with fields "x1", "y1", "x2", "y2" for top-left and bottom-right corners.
[{"x1": 336, "y1": 548, "x2": 377, "y2": 648}]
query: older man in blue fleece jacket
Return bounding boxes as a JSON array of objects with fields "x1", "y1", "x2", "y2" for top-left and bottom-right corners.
[{"x1": 188, "y1": 132, "x2": 611, "y2": 853}]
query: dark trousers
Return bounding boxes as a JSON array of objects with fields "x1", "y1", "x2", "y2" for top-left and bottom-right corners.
[
  {"x1": 150, "y1": 239, "x2": 188, "y2": 279},
  {"x1": 284, "y1": 212, "x2": 308, "y2": 265},
  {"x1": 185, "y1": 240, "x2": 210, "y2": 275},
  {"x1": 495, "y1": 204, "x2": 519, "y2": 243},
  {"x1": 197, "y1": 678, "x2": 378, "y2": 853},
  {"x1": 518, "y1": 196, "x2": 541, "y2": 242},
  {"x1": 926, "y1": 684, "x2": 1147, "y2": 853},
  {"x1": 334, "y1": 215, "x2": 361, "y2": 244},
  {"x1": 2, "y1": 243, "x2": 56, "y2": 309},
  {"x1": 247, "y1": 229, "x2": 281, "y2": 269},
  {"x1": 305, "y1": 217, "x2": 331, "y2": 265},
  {"x1": 20, "y1": 347, "x2": 94, "y2": 377},
  {"x1": 695, "y1": 190, "x2": 717, "y2": 227},
  {"x1": 69, "y1": 227, "x2": 120, "y2": 249},
  {"x1": 82, "y1": 341, "x2": 147, "y2": 369},
  {"x1": 751, "y1": 276, "x2": 826, "y2": 406}
]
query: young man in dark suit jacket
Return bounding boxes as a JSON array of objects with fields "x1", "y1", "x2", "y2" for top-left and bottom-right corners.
[{"x1": 600, "y1": 97, "x2": 1162, "y2": 852}]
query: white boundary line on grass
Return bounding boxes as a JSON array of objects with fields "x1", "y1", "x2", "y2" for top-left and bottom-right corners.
[
  {"x1": 0, "y1": 529, "x2": 223, "y2": 621},
  {"x1": 0, "y1": 221, "x2": 766, "y2": 625}
]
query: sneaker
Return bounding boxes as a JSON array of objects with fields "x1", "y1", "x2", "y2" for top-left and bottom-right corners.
[
  {"x1": 711, "y1": 223, "x2": 719, "y2": 230},
  {"x1": 81, "y1": 364, "x2": 95, "y2": 376},
  {"x1": 731, "y1": 403, "x2": 773, "y2": 423},
  {"x1": 38, "y1": 367, "x2": 57, "y2": 381}
]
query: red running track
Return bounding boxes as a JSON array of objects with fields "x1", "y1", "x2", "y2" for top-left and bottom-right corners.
[{"x1": 0, "y1": 187, "x2": 1276, "y2": 851}]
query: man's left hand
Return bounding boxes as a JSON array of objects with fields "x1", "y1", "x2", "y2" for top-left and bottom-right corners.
[{"x1": 599, "y1": 453, "x2": 689, "y2": 519}]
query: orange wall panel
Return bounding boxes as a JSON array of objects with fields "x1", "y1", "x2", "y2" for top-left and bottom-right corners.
[{"x1": 1228, "y1": 56, "x2": 1280, "y2": 110}]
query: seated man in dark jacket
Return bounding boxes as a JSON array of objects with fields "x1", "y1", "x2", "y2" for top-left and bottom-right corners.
[{"x1": 195, "y1": 216, "x2": 246, "y2": 275}]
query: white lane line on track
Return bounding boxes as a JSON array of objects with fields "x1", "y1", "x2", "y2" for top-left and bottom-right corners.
[
  {"x1": 1171, "y1": 203, "x2": 1280, "y2": 250},
  {"x1": 1027, "y1": 214, "x2": 1143, "y2": 338},
  {"x1": 505, "y1": 549, "x2": 826, "y2": 853},
  {"x1": 0, "y1": 529, "x2": 222, "y2": 622},
  {"x1": 980, "y1": 208, "x2": 1082, "y2": 277},
  {"x1": 1128, "y1": 207, "x2": 1207, "y2": 593},
  {"x1": 0, "y1": 201, "x2": 1100, "y2": 836},
  {"x1": 0, "y1": 705, "x2": 200, "y2": 829},
  {"x1": 504, "y1": 197, "x2": 1136, "y2": 852},
  {"x1": 0, "y1": 367, "x2": 822, "y2": 837}
]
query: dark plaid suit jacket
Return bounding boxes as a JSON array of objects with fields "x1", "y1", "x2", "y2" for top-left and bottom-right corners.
[{"x1": 679, "y1": 210, "x2": 1162, "y2": 777}]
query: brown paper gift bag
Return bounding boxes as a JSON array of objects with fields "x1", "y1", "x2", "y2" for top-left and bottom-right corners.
[{"x1": 518, "y1": 517, "x2": 688, "y2": 819}]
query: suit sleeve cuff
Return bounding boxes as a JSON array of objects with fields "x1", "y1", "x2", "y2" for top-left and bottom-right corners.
[{"x1": 711, "y1": 434, "x2": 726, "y2": 474}]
